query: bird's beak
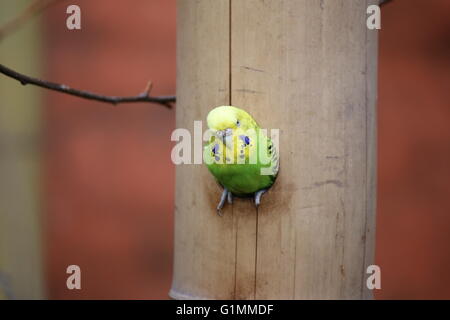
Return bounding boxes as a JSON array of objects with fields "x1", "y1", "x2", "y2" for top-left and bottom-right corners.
[{"x1": 216, "y1": 128, "x2": 232, "y2": 147}]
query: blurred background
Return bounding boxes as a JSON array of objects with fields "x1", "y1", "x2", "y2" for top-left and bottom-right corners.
[{"x1": 0, "y1": 0, "x2": 449, "y2": 299}]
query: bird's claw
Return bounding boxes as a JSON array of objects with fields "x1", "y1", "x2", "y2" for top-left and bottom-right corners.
[
  {"x1": 217, "y1": 188, "x2": 229, "y2": 216},
  {"x1": 217, "y1": 188, "x2": 267, "y2": 215},
  {"x1": 227, "y1": 191, "x2": 233, "y2": 204},
  {"x1": 254, "y1": 189, "x2": 267, "y2": 208}
]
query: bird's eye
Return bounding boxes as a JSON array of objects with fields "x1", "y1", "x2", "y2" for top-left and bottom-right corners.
[{"x1": 236, "y1": 120, "x2": 240, "y2": 127}]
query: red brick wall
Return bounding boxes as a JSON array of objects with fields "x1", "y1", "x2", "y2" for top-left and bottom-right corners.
[
  {"x1": 376, "y1": 0, "x2": 450, "y2": 299},
  {"x1": 43, "y1": 0, "x2": 175, "y2": 299}
]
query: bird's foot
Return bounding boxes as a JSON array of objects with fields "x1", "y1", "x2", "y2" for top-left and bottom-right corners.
[
  {"x1": 254, "y1": 189, "x2": 268, "y2": 208},
  {"x1": 227, "y1": 190, "x2": 233, "y2": 204},
  {"x1": 217, "y1": 188, "x2": 230, "y2": 216}
]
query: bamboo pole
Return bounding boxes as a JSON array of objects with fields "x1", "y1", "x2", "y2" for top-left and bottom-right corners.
[{"x1": 171, "y1": 0, "x2": 378, "y2": 299}]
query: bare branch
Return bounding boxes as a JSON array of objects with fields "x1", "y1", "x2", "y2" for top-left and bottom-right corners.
[
  {"x1": 0, "y1": 0, "x2": 60, "y2": 41},
  {"x1": 380, "y1": 0, "x2": 393, "y2": 6},
  {"x1": 0, "y1": 64, "x2": 176, "y2": 107}
]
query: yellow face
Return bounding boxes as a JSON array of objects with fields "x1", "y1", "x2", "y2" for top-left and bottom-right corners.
[
  {"x1": 206, "y1": 106, "x2": 239, "y2": 146},
  {"x1": 207, "y1": 106, "x2": 240, "y2": 131}
]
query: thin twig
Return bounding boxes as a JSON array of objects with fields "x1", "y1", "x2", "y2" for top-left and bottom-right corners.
[
  {"x1": 0, "y1": 64, "x2": 175, "y2": 107},
  {"x1": 380, "y1": 0, "x2": 393, "y2": 6},
  {"x1": 0, "y1": 0, "x2": 60, "y2": 41}
]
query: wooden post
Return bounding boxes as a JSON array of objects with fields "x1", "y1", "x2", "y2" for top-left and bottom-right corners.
[
  {"x1": 171, "y1": 0, "x2": 378, "y2": 299},
  {"x1": 0, "y1": 1, "x2": 45, "y2": 299}
]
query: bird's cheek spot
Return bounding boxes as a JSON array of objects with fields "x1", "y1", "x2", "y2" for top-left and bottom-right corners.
[{"x1": 239, "y1": 135, "x2": 250, "y2": 146}]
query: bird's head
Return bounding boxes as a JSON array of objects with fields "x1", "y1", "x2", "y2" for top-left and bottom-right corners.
[{"x1": 206, "y1": 106, "x2": 255, "y2": 146}]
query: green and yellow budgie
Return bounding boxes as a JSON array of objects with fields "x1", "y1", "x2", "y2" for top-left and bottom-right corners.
[{"x1": 204, "y1": 106, "x2": 279, "y2": 215}]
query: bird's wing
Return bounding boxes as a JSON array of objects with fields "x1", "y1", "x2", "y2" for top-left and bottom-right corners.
[{"x1": 267, "y1": 136, "x2": 279, "y2": 177}]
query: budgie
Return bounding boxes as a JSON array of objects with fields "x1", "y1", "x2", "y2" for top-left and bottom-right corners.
[{"x1": 203, "y1": 106, "x2": 279, "y2": 216}]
